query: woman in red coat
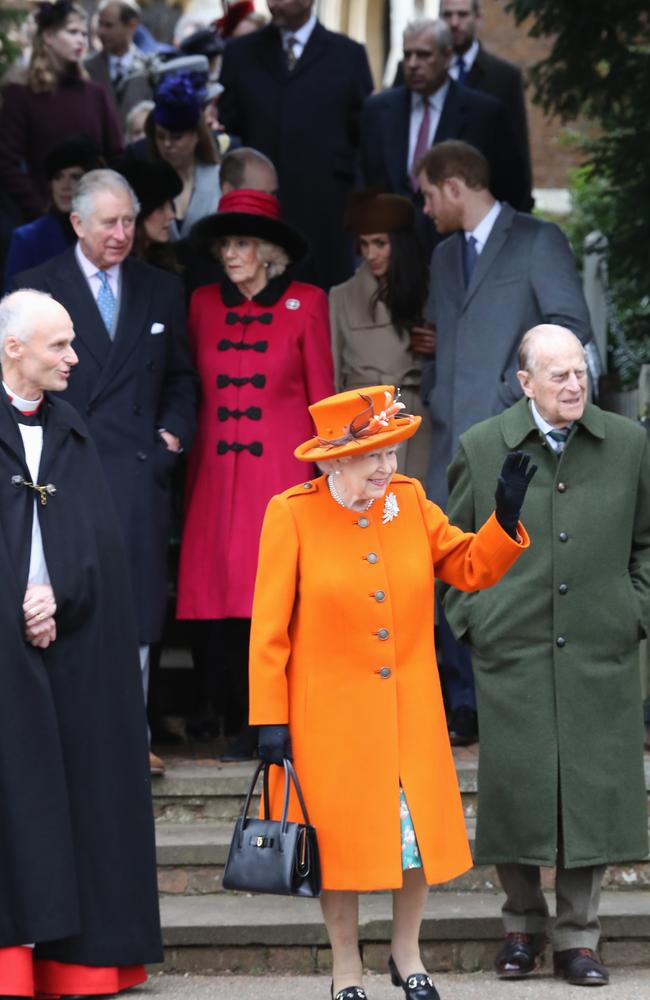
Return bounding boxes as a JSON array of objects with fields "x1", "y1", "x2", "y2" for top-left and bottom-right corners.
[{"x1": 177, "y1": 189, "x2": 334, "y2": 756}]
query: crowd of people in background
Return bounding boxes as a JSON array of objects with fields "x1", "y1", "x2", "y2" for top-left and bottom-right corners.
[{"x1": 0, "y1": 2, "x2": 648, "y2": 998}]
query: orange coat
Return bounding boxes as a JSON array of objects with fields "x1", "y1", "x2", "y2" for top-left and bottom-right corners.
[{"x1": 249, "y1": 474, "x2": 529, "y2": 891}]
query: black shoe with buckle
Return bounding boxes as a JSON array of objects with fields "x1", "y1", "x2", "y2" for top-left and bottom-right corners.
[
  {"x1": 331, "y1": 987, "x2": 367, "y2": 1000},
  {"x1": 553, "y1": 948, "x2": 609, "y2": 986},
  {"x1": 494, "y1": 932, "x2": 541, "y2": 978},
  {"x1": 388, "y1": 956, "x2": 440, "y2": 999}
]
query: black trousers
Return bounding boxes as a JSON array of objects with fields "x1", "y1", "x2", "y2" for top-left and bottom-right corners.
[{"x1": 189, "y1": 618, "x2": 251, "y2": 736}]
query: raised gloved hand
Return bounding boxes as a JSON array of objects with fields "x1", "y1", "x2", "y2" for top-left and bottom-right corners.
[
  {"x1": 495, "y1": 451, "x2": 537, "y2": 538},
  {"x1": 258, "y1": 724, "x2": 292, "y2": 765}
]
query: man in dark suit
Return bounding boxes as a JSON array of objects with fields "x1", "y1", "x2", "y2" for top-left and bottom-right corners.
[
  {"x1": 12, "y1": 169, "x2": 198, "y2": 772},
  {"x1": 416, "y1": 140, "x2": 592, "y2": 746},
  {"x1": 85, "y1": 0, "x2": 154, "y2": 129},
  {"x1": 440, "y1": 0, "x2": 533, "y2": 210},
  {"x1": 218, "y1": 0, "x2": 373, "y2": 290},
  {"x1": 361, "y1": 18, "x2": 529, "y2": 253}
]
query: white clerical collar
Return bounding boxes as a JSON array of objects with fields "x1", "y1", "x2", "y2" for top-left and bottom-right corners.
[
  {"x1": 3, "y1": 380, "x2": 43, "y2": 414},
  {"x1": 411, "y1": 79, "x2": 450, "y2": 114},
  {"x1": 281, "y1": 12, "x2": 317, "y2": 48},
  {"x1": 465, "y1": 200, "x2": 501, "y2": 253}
]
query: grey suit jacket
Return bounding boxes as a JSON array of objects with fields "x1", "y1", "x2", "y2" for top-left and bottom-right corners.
[
  {"x1": 423, "y1": 203, "x2": 592, "y2": 505},
  {"x1": 84, "y1": 50, "x2": 153, "y2": 127},
  {"x1": 169, "y1": 162, "x2": 221, "y2": 240}
]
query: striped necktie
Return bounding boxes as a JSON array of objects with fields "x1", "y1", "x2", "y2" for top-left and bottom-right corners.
[{"x1": 547, "y1": 427, "x2": 570, "y2": 452}]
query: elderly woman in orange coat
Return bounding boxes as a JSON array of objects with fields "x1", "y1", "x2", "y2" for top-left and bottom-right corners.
[{"x1": 249, "y1": 385, "x2": 535, "y2": 1000}]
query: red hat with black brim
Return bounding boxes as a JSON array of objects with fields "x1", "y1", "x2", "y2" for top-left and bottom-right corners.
[{"x1": 190, "y1": 189, "x2": 308, "y2": 263}]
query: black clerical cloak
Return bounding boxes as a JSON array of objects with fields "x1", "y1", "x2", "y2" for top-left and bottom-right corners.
[{"x1": 0, "y1": 389, "x2": 162, "y2": 964}]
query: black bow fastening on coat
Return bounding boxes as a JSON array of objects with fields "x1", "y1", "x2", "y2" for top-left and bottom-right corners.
[
  {"x1": 217, "y1": 441, "x2": 263, "y2": 457},
  {"x1": 217, "y1": 406, "x2": 262, "y2": 421},
  {"x1": 11, "y1": 474, "x2": 57, "y2": 506},
  {"x1": 217, "y1": 338, "x2": 268, "y2": 352},
  {"x1": 217, "y1": 373, "x2": 266, "y2": 389},
  {"x1": 225, "y1": 311, "x2": 273, "y2": 326}
]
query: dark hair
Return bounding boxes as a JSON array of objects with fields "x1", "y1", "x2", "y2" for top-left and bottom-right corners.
[
  {"x1": 368, "y1": 229, "x2": 428, "y2": 330},
  {"x1": 416, "y1": 139, "x2": 490, "y2": 191},
  {"x1": 145, "y1": 110, "x2": 219, "y2": 166},
  {"x1": 132, "y1": 225, "x2": 184, "y2": 274}
]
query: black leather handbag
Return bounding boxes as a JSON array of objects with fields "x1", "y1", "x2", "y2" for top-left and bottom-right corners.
[{"x1": 222, "y1": 758, "x2": 321, "y2": 897}]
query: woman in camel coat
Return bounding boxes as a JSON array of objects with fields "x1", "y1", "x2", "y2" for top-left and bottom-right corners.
[{"x1": 249, "y1": 385, "x2": 535, "y2": 1000}]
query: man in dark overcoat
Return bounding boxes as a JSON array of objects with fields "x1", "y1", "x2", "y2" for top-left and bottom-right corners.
[
  {"x1": 0, "y1": 290, "x2": 161, "y2": 997},
  {"x1": 12, "y1": 169, "x2": 198, "y2": 771},
  {"x1": 218, "y1": 0, "x2": 373, "y2": 290},
  {"x1": 443, "y1": 325, "x2": 650, "y2": 986}
]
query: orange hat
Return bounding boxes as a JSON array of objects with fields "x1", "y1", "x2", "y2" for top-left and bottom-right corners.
[{"x1": 294, "y1": 385, "x2": 421, "y2": 462}]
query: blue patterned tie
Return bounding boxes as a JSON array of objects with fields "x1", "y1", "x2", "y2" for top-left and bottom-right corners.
[
  {"x1": 96, "y1": 271, "x2": 116, "y2": 335},
  {"x1": 455, "y1": 55, "x2": 468, "y2": 85}
]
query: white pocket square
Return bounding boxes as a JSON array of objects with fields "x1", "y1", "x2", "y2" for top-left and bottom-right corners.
[{"x1": 150, "y1": 322, "x2": 165, "y2": 334}]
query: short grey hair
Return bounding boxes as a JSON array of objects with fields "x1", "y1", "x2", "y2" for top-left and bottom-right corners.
[
  {"x1": 71, "y1": 169, "x2": 140, "y2": 223},
  {"x1": 403, "y1": 18, "x2": 453, "y2": 53},
  {"x1": 0, "y1": 289, "x2": 53, "y2": 353}
]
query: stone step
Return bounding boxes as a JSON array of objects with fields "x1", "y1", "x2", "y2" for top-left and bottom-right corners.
[
  {"x1": 159, "y1": 890, "x2": 650, "y2": 974},
  {"x1": 155, "y1": 820, "x2": 650, "y2": 897}
]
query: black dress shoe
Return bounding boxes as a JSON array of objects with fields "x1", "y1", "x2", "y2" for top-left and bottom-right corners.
[
  {"x1": 553, "y1": 948, "x2": 609, "y2": 985},
  {"x1": 331, "y1": 986, "x2": 367, "y2": 1000},
  {"x1": 388, "y1": 955, "x2": 440, "y2": 999},
  {"x1": 447, "y1": 706, "x2": 478, "y2": 746},
  {"x1": 494, "y1": 932, "x2": 541, "y2": 978}
]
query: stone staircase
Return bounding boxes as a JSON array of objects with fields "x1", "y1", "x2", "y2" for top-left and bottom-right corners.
[{"x1": 151, "y1": 744, "x2": 650, "y2": 974}]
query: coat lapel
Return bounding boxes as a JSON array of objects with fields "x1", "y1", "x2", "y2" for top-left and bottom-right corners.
[
  {"x1": 254, "y1": 24, "x2": 289, "y2": 80},
  {"x1": 383, "y1": 88, "x2": 411, "y2": 193},
  {"x1": 462, "y1": 203, "x2": 515, "y2": 309},
  {"x1": 39, "y1": 395, "x2": 88, "y2": 482},
  {"x1": 53, "y1": 249, "x2": 112, "y2": 369},
  {"x1": 434, "y1": 80, "x2": 464, "y2": 143},
  {"x1": 291, "y1": 21, "x2": 328, "y2": 79},
  {"x1": 0, "y1": 389, "x2": 29, "y2": 472},
  {"x1": 89, "y1": 258, "x2": 151, "y2": 403}
]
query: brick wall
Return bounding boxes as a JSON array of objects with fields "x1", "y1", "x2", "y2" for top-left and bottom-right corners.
[{"x1": 479, "y1": 0, "x2": 585, "y2": 189}]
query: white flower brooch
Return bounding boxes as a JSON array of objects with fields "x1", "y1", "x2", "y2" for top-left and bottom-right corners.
[{"x1": 382, "y1": 491, "x2": 400, "y2": 525}]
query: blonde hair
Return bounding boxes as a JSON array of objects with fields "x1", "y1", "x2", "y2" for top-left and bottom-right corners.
[
  {"x1": 256, "y1": 240, "x2": 288, "y2": 279},
  {"x1": 29, "y1": 6, "x2": 88, "y2": 94}
]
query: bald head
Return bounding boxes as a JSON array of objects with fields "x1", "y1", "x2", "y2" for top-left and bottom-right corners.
[
  {"x1": 517, "y1": 325, "x2": 588, "y2": 428},
  {"x1": 0, "y1": 290, "x2": 78, "y2": 398}
]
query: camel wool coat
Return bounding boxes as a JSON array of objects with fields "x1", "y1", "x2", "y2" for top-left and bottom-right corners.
[{"x1": 249, "y1": 473, "x2": 529, "y2": 890}]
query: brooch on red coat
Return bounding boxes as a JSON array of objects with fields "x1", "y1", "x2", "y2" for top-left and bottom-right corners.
[
  {"x1": 286, "y1": 298, "x2": 301, "y2": 310},
  {"x1": 382, "y1": 492, "x2": 399, "y2": 525}
]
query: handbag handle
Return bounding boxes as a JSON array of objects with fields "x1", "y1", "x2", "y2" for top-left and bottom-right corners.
[{"x1": 236, "y1": 757, "x2": 312, "y2": 846}]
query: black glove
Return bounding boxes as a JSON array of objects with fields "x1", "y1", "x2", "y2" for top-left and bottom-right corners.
[
  {"x1": 494, "y1": 451, "x2": 537, "y2": 538},
  {"x1": 257, "y1": 724, "x2": 292, "y2": 765}
]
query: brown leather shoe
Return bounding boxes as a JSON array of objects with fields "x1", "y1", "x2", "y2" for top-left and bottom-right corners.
[
  {"x1": 494, "y1": 932, "x2": 541, "y2": 978},
  {"x1": 149, "y1": 751, "x2": 165, "y2": 775},
  {"x1": 553, "y1": 948, "x2": 609, "y2": 985}
]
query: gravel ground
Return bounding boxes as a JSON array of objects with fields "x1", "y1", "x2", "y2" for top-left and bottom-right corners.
[{"x1": 134, "y1": 968, "x2": 650, "y2": 999}]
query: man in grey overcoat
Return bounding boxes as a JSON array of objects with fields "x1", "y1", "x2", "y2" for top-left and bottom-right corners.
[
  {"x1": 416, "y1": 140, "x2": 592, "y2": 746},
  {"x1": 443, "y1": 325, "x2": 650, "y2": 986}
]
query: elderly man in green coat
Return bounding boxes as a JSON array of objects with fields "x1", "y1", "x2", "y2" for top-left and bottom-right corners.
[{"x1": 443, "y1": 324, "x2": 650, "y2": 987}]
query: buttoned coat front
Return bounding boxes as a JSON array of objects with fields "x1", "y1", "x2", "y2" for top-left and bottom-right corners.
[
  {"x1": 443, "y1": 399, "x2": 650, "y2": 867},
  {"x1": 249, "y1": 474, "x2": 528, "y2": 890}
]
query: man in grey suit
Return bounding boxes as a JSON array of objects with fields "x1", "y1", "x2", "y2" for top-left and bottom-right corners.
[
  {"x1": 85, "y1": 0, "x2": 153, "y2": 128},
  {"x1": 416, "y1": 140, "x2": 591, "y2": 744}
]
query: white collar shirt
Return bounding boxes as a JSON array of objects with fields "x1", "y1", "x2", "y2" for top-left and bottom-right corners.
[
  {"x1": 75, "y1": 242, "x2": 121, "y2": 301},
  {"x1": 107, "y1": 45, "x2": 137, "y2": 81},
  {"x1": 449, "y1": 39, "x2": 480, "y2": 81},
  {"x1": 464, "y1": 200, "x2": 502, "y2": 254},
  {"x1": 281, "y1": 13, "x2": 317, "y2": 61},
  {"x1": 530, "y1": 399, "x2": 574, "y2": 452},
  {"x1": 407, "y1": 80, "x2": 450, "y2": 174}
]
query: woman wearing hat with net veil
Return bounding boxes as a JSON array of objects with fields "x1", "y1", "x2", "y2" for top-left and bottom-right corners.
[
  {"x1": 329, "y1": 193, "x2": 434, "y2": 484},
  {"x1": 249, "y1": 385, "x2": 536, "y2": 1000},
  {"x1": 176, "y1": 189, "x2": 334, "y2": 757}
]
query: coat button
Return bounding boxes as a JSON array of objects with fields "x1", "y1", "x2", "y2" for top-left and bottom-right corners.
[
  {"x1": 556, "y1": 636, "x2": 566, "y2": 647},
  {"x1": 557, "y1": 482, "x2": 567, "y2": 493},
  {"x1": 558, "y1": 583, "x2": 568, "y2": 595},
  {"x1": 374, "y1": 590, "x2": 385, "y2": 602},
  {"x1": 136, "y1": 451, "x2": 148, "y2": 461},
  {"x1": 358, "y1": 516, "x2": 370, "y2": 528},
  {"x1": 377, "y1": 628, "x2": 389, "y2": 640},
  {"x1": 146, "y1": 361, "x2": 155, "y2": 371},
  {"x1": 367, "y1": 552, "x2": 378, "y2": 564},
  {"x1": 133, "y1": 405, "x2": 142, "y2": 415},
  {"x1": 302, "y1": 482, "x2": 312, "y2": 489},
  {"x1": 379, "y1": 666, "x2": 391, "y2": 679},
  {"x1": 559, "y1": 531, "x2": 568, "y2": 542}
]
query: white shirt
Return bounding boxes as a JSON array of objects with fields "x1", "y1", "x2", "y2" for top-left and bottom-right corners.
[
  {"x1": 3, "y1": 382, "x2": 51, "y2": 586},
  {"x1": 530, "y1": 399, "x2": 573, "y2": 453},
  {"x1": 449, "y1": 40, "x2": 480, "y2": 81},
  {"x1": 408, "y1": 80, "x2": 450, "y2": 173},
  {"x1": 108, "y1": 44, "x2": 137, "y2": 82},
  {"x1": 281, "y1": 13, "x2": 317, "y2": 62},
  {"x1": 75, "y1": 242, "x2": 121, "y2": 302},
  {"x1": 464, "y1": 200, "x2": 502, "y2": 255}
]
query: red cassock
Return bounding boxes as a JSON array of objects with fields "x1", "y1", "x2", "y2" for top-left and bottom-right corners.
[{"x1": 177, "y1": 276, "x2": 334, "y2": 620}]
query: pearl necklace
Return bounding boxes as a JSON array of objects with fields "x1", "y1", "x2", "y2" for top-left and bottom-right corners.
[{"x1": 327, "y1": 474, "x2": 375, "y2": 512}]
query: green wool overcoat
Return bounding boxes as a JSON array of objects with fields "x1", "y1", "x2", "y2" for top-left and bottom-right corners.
[{"x1": 443, "y1": 398, "x2": 650, "y2": 868}]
